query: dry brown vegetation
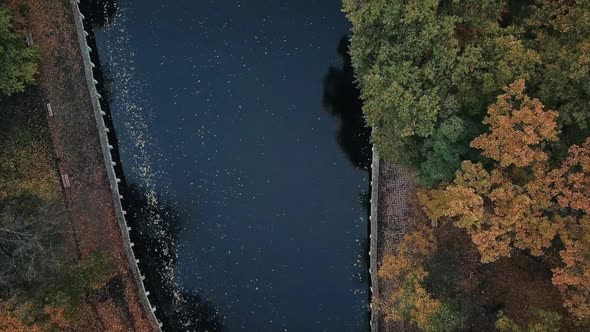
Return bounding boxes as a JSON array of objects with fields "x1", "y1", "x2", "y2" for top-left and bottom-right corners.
[{"x1": 0, "y1": 0, "x2": 158, "y2": 330}]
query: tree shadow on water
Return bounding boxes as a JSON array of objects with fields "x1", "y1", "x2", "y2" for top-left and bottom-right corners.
[
  {"x1": 322, "y1": 36, "x2": 371, "y2": 171},
  {"x1": 121, "y1": 184, "x2": 223, "y2": 331},
  {"x1": 77, "y1": 2, "x2": 223, "y2": 330},
  {"x1": 79, "y1": 0, "x2": 119, "y2": 28},
  {"x1": 324, "y1": 38, "x2": 372, "y2": 323}
]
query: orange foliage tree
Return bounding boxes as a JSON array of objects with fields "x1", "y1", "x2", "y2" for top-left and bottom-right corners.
[
  {"x1": 551, "y1": 139, "x2": 590, "y2": 320},
  {"x1": 377, "y1": 227, "x2": 441, "y2": 330},
  {"x1": 419, "y1": 80, "x2": 590, "y2": 320},
  {"x1": 421, "y1": 80, "x2": 562, "y2": 263},
  {"x1": 0, "y1": 303, "x2": 42, "y2": 332},
  {"x1": 469, "y1": 79, "x2": 559, "y2": 168}
]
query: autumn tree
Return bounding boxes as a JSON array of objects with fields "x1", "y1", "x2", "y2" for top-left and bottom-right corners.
[
  {"x1": 345, "y1": 0, "x2": 590, "y2": 324},
  {"x1": 378, "y1": 228, "x2": 438, "y2": 328},
  {"x1": 552, "y1": 215, "x2": 590, "y2": 321},
  {"x1": 421, "y1": 80, "x2": 562, "y2": 262},
  {"x1": 554, "y1": 138, "x2": 590, "y2": 214},
  {"x1": 0, "y1": 251, "x2": 115, "y2": 331},
  {"x1": 378, "y1": 227, "x2": 461, "y2": 331},
  {"x1": 0, "y1": 303, "x2": 42, "y2": 332},
  {"x1": 0, "y1": 298, "x2": 73, "y2": 332},
  {"x1": 345, "y1": 0, "x2": 590, "y2": 187},
  {"x1": 551, "y1": 138, "x2": 590, "y2": 320},
  {"x1": 420, "y1": 81, "x2": 590, "y2": 320},
  {"x1": 469, "y1": 80, "x2": 558, "y2": 167},
  {"x1": 0, "y1": 7, "x2": 37, "y2": 96}
]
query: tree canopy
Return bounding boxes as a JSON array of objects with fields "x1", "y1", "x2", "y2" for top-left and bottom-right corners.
[
  {"x1": 420, "y1": 80, "x2": 590, "y2": 321},
  {"x1": 496, "y1": 308, "x2": 562, "y2": 332},
  {"x1": 0, "y1": 7, "x2": 37, "y2": 96},
  {"x1": 421, "y1": 81, "x2": 562, "y2": 263},
  {"x1": 378, "y1": 227, "x2": 462, "y2": 331},
  {"x1": 378, "y1": 228, "x2": 440, "y2": 330},
  {"x1": 346, "y1": 0, "x2": 590, "y2": 327},
  {"x1": 345, "y1": 0, "x2": 590, "y2": 187}
]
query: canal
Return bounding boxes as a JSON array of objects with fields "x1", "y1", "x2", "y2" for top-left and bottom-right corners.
[{"x1": 84, "y1": 0, "x2": 371, "y2": 330}]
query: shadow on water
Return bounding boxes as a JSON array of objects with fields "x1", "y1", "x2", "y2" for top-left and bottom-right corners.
[
  {"x1": 79, "y1": 0, "x2": 118, "y2": 28},
  {"x1": 324, "y1": 37, "x2": 372, "y2": 326},
  {"x1": 80, "y1": 1, "x2": 224, "y2": 330},
  {"x1": 121, "y1": 184, "x2": 223, "y2": 332},
  {"x1": 322, "y1": 36, "x2": 371, "y2": 171}
]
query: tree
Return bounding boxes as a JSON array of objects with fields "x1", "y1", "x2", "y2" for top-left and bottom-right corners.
[
  {"x1": 551, "y1": 138, "x2": 590, "y2": 320},
  {"x1": 420, "y1": 81, "x2": 590, "y2": 320},
  {"x1": 417, "y1": 188, "x2": 453, "y2": 227},
  {"x1": 345, "y1": 0, "x2": 590, "y2": 187},
  {"x1": 427, "y1": 302, "x2": 463, "y2": 332},
  {"x1": 496, "y1": 308, "x2": 561, "y2": 332},
  {"x1": 0, "y1": 198, "x2": 66, "y2": 289},
  {"x1": 343, "y1": 0, "x2": 506, "y2": 185},
  {"x1": 470, "y1": 80, "x2": 559, "y2": 168},
  {"x1": 346, "y1": 0, "x2": 590, "y2": 323},
  {"x1": 0, "y1": 251, "x2": 114, "y2": 331},
  {"x1": 551, "y1": 215, "x2": 590, "y2": 321},
  {"x1": 0, "y1": 7, "x2": 37, "y2": 96},
  {"x1": 417, "y1": 117, "x2": 472, "y2": 187},
  {"x1": 526, "y1": 0, "x2": 590, "y2": 130},
  {"x1": 421, "y1": 80, "x2": 562, "y2": 263},
  {"x1": 0, "y1": 302, "x2": 42, "y2": 332},
  {"x1": 553, "y1": 138, "x2": 590, "y2": 214},
  {"x1": 377, "y1": 227, "x2": 454, "y2": 331},
  {"x1": 342, "y1": 0, "x2": 550, "y2": 186},
  {"x1": 0, "y1": 141, "x2": 61, "y2": 202}
]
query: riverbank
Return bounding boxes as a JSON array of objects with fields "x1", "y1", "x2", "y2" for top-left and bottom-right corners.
[{"x1": 3, "y1": 0, "x2": 159, "y2": 330}]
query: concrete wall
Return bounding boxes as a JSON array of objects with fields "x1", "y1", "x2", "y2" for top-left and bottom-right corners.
[
  {"x1": 369, "y1": 144, "x2": 380, "y2": 332},
  {"x1": 69, "y1": 0, "x2": 163, "y2": 330}
]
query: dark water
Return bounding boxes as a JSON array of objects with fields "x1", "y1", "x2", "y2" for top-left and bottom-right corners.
[{"x1": 84, "y1": 0, "x2": 370, "y2": 330}]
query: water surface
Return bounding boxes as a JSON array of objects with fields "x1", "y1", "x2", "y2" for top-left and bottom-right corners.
[{"x1": 89, "y1": 0, "x2": 370, "y2": 330}]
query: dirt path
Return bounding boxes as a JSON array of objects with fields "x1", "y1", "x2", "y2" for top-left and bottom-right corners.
[{"x1": 7, "y1": 0, "x2": 158, "y2": 330}]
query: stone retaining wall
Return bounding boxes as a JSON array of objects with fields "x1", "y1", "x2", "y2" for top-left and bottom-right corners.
[{"x1": 369, "y1": 144, "x2": 380, "y2": 332}]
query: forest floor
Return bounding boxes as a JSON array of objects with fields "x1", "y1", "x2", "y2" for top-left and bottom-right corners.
[{"x1": 1, "y1": 0, "x2": 157, "y2": 330}]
